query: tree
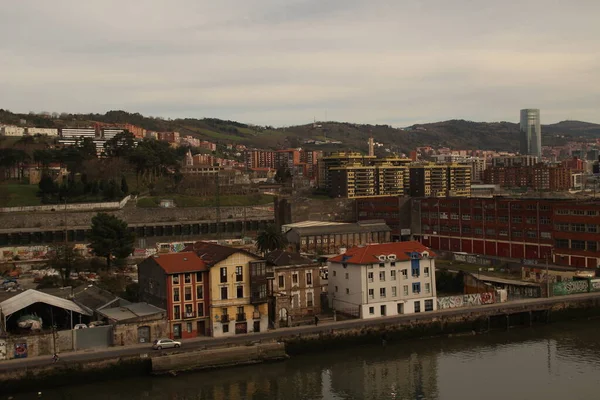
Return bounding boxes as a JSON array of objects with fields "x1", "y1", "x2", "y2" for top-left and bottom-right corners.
[
  {"x1": 104, "y1": 131, "x2": 135, "y2": 158},
  {"x1": 89, "y1": 213, "x2": 135, "y2": 269},
  {"x1": 274, "y1": 166, "x2": 292, "y2": 184},
  {"x1": 120, "y1": 176, "x2": 129, "y2": 194},
  {"x1": 256, "y1": 224, "x2": 287, "y2": 254},
  {"x1": 46, "y1": 244, "x2": 82, "y2": 286}
]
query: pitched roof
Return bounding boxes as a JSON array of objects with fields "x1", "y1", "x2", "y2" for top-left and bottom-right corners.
[
  {"x1": 283, "y1": 220, "x2": 391, "y2": 236},
  {"x1": 328, "y1": 241, "x2": 435, "y2": 265},
  {"x1": 0, "y1": 289, "x2": 92, "y2": 317},
  {"x1": 266, "y1": 250, "x2": 314, "y2": 266},
  {"x1": 98, "y1": 302, "x2": 165, "y2": 322},
  {"x1": 185, "y1": 242, "x2": 259, "y2": 266},
  {"x1": 42, "y1": 285, "x2": 127, "y2": 311},
  {"x1": 150, "y1": 252, "x2": 208, "y2": 274}
]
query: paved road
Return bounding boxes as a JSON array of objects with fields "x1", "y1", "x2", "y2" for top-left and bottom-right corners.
[{"x1": 2, "y1": 291, "x2": 600, "y2": 371}]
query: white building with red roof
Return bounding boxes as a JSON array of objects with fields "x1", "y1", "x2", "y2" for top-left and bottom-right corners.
[{"x1": 328, "y1": 241, "x2": 437, "y2": 319}]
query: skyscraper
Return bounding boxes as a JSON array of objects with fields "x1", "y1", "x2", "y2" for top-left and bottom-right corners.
[{"x1": 520, "y1": 109, "x2": 541, "y2": 158}]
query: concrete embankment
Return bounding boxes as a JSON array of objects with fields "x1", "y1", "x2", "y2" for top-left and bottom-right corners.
[{"x1": 151, "y1": 342, "x2": 288, "y2": 374}]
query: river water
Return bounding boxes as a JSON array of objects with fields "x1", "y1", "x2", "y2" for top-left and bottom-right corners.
[{"x1": 18, "y1": 319, "x2": 600, "y2": 400}]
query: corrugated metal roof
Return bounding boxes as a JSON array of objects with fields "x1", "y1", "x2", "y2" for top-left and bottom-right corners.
[
  {"x1": 98, "y1": 302, "x2": 165, "y2": 322},
  {"x1": 0, "y1": 289, "x2": 92, "y2": 316},
  {"x1": 286, "y1": 220, "x2": 391, "y2": 236}
]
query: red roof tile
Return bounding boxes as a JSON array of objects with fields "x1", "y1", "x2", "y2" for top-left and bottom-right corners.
[
  {"x1": 150, "y1": 252, "x2": 207, "y2": 274},
  {"x1": 184, "y1": 242, "x2": 259, "y2": 266},
  {"x1": 328, "y1": 241, "x2": 434, "y2": 264}
]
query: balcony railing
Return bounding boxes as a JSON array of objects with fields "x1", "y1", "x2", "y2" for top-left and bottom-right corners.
[
  {"x1": 184, "y1": 311, "x2": 196, "y2": 319},
  {"x1": 220, "y1": 314, "x2": 230, "y2": 323},
  {"x1": 236, "y1": 313, "x2": 247, "y2": 322}
]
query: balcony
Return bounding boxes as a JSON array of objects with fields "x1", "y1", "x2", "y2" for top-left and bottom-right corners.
[
  {"x1": 220, "y1": 314, "x2": 230, "y2": 323},
  {"x1": 184, "y1": 311, "x2": 196, "y2": 319},
  {"x1": 236, "y1": 313, "x2": 247, "y2": 322}
]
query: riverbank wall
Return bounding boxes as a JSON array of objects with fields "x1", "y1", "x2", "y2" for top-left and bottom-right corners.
[{"x1": 3, "y1": 294, "x2": 600, "y2": 393}]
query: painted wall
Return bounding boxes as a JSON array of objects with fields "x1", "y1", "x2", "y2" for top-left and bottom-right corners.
[
  {"x1": 209, "y1": 252, "x2": 268, "y2": 338},
  {"x1": 553, "y1": 280, "x2": 589, "y2": 296},
  {"x1": 437, "y1": 292, "x2": 495, "y2": 310}
]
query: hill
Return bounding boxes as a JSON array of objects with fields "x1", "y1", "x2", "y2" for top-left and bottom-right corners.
[{"x1": 1, "y1": 109, "x2": 598, "y2": 154}]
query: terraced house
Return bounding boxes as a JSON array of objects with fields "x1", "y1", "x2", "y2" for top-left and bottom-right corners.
[{"x1": 187, "y1": 242, "x2": 269, "y2": 337}]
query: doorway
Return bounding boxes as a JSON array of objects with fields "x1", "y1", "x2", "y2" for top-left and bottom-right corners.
[
  {"x1": 380, "y1": 305, "x2": 386, "y2": 316},
  {"x1": 173, "y1": 323, "x2": 182, "y2": 339},
  {"x1": 397, "y1": 303, "x2": 404, "y2": 315},
  {"x1": 137, "y1": 326, "x2": 150, "y2": 343},
  {"x1": 196, "y1": 320, "x2": 206, "y2": 336},
  {"x1": 253, "y1": 321, "x2": 261, "y2": 333}
]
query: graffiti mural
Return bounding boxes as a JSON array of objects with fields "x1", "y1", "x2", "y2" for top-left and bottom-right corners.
[
  {"x1": 453, "y1": 253, "x2": 492, "y2": 266},
  {"x1": 14, "y1": 343, "x2": 27, "y2": 358},
  {"x1": 589, "y1": 279, "x2": 600, "y2": 292},
  {"x1": 437, "y1": 293, "x2": 495, "y2": 310},
  {"x1": 0, "y1": 339, "x2": 6, "y2": 361},
  {"x1": 553, "y1": 280, "x2": 589, "y2": 296}
]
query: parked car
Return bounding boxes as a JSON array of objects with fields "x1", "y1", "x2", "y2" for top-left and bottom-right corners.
[{"x1": 152, "y1": 338, "x2": 181, "y2": 350}]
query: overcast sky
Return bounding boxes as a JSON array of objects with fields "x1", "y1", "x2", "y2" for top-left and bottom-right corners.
[{"x1": 1, "y1": 0, "x2": 599, "y2": 127}]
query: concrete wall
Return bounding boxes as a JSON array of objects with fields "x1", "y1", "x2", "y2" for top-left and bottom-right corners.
[
  {"x1": 0, "y1": 204, "x2": 273, "y2": 230},
  {"x1": 151, "y1": 342, "x2": 287, "y2": 374},
  {"x1": 0, "y1": 196, "x2": 131, "y2": 214},
  {"x1": 436, "y1": 293, "x2": 496, "y2": 310},
  {"x1": 291, "y1": 197, "x2": 355, "y2": 223},
  {"x1": 112, "y1": 319, "x2": 168, "y2": 346},
  {"x1": 3, "y1": 330, "x2": 73, "y2": 359}
]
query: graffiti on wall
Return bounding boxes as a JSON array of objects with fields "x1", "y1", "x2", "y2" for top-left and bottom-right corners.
[
  {"x1": 14, "y1": 343, "x2": 27, "y2": 358},
  {"x1": 590, "y1": 279, "x2": 600, "y2": 292},
  {"x1": 553, "y1": 280, "x2": 589, "y2": 296},
  {"x1": 508, "y1": 286, "x2": 541, "y2": 299},
  {"x1": 0, "y1": 246, "x2": 49, "y2": 261},
  {"x1": 437, "y1": 292, "x2": 495, "y2": 310},
  {"x1": 453, "y1": 253, "x2": 492, "y2": 266},
  {"x1": 0, "y1": 339, "x2": 6, "y2": 361}
]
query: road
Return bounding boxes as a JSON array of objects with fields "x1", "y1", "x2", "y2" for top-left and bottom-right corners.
[{"x1": 2, "y1": 291, "x2": 600, "y2": 371}]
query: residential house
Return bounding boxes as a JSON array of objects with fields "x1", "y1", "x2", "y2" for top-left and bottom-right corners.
[
  {"x1": 327, "y1": 241, "x2": 437, "y2": 319},
  {"x1": 138, "y1": 252, "x2": 210, "y2": 339},
  {"x1": 187, "y1": 242, "x2": 269, "y2": 337},
  {"x1": 266, "y1": 250, "x2": 322, "y2": 327}
]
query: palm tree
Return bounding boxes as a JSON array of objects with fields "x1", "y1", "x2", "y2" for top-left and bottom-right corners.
[{"x1": 256, "y1": 224, "x2": 287, "y2": 255}]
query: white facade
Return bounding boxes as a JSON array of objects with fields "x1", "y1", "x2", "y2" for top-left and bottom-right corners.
[
  {"x1": 60, "y1": 127, "x2": 96, "y2": 138},
  {"x1": 0, "y1": 125, "x2": 25, "y2": 136},
  {"x1": 27, "y1": 127, "x2": 58, "y2": 136},
  {"x1": 328, "y1": 253, "x2": 436, "y2": 319}
]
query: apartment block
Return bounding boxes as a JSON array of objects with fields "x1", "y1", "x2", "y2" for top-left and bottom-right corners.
[
  {"x1": 409, "y1": 164, "x2": 471, "y2": 198},
  {"x1": 245, "y1": 150, "x2": 276, "y2": 169},
  {"x1": 483, "y1": 163, "x2": 573, "y2": 191}
]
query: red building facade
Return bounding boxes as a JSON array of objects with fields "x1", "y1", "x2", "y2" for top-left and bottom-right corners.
[{"x1": 411, "y1": 198, "x2": 600, "y2": 269}]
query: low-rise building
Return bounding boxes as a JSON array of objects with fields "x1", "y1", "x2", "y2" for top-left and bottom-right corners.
[
  {"x1": 327, "y1": 241, "x2": 437, "y2": 319},
  {"x1": 187, "y1": 242, "x2": 269, "y2": 337},
  {"x1": 266, "y1": 250, "x2": 322, "y2": 327},
  {"x1": 138, "y1": 252, "x2": 210, "y2": 339},
  {"x1": 282, "y1": 220, "x2": 392, "y2": 254},
  {"x1": 0, "y1": 125, "x2": 26, "y2": 136},
  {"x1": 26, "y1": 127, "x2": 58, "y2": 136}
]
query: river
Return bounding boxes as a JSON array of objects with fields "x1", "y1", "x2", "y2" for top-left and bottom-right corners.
[{"x1": 16, "y1": 319, "x2": 600, "y2": 400}]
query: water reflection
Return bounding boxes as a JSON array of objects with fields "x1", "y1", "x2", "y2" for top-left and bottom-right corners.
[{"x1": 22, "y1": 320, "x2": 600, "y2": 400}]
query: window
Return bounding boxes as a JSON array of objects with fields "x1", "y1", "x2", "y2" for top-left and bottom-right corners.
[
  {"x1": 587, "y1": 210, "x2": 598, "y2": 216},
  {"x1": 424, "y1": 267, "x2": 430, "y2": 277},
  {"x1": 172, "y1": 275, "x2": 180, "y2": 285},
  {"x1": 555, "y1": 223, "x2": 569, "y2": 232},
  {"x1": 540, "y1": 216, "x2": 550, "y2": 225},
  {"x1": 173, "y1": 288, "x2": 180, "y2": 302},
  {"x1": 379, "y1": 271, "x2": 386, "y2": 281},
  {"x1": 572, "y1": 223, "x2": 585, "y2": 232},
  {"x1": 197, "y1": 303, "x2": 204, "y2": 317},
  {"x1": 306, "y1": 272, "x2": 312, "y2": 285},
  {"x1": 555, "y1": 239, "x2": 569, "y2": 248},
  {"x1": 425, "y1": 283, "x2": 431, "y2": 293},
  {"x1": 588, "y1": 242, "x2": 598, "y2": 252},
  {"x1": 474, "y1": 228, "x2": 483, "y2": 235},
  {"x1": 293, "y1": 273, "x2": 299, "y2": 284},
  {"x1": 380, "y1": 288, "x2": 386, "y2": 298},
  {"x1": 185, "y1": 304, "x2": 193, "y2": 315},
  {"x1": 174, "y1": 305, "x2": 181, "y2": 320},
  {"x1": 196, "y1": 285, "x2": 203, "y2": 300},
  {"x1": 235, "y1": 266, "x2": 243, "y2": 282},
  {"x1": 526, "y1": 231, "x2": 537, "y2": 238},
  {"x1": 526, "y1": 204, "x2": 536, "y2": 211},
  {"x1": 186, "y1": 322, "x2": 192, "y2": 333},
  {"x1": 512, "y1": 216, "x2": 522, "y2": 223},
  {"x1": 474, "y1": 214, "x2": 483, "y2": 221},
  {"x1": 368, "y1": 272, "x2": 374, "y2": 282},
  {"x1": 587, "y1": 225, "x2": 598, "y2": 233},
  {"x1": 369, "y1": 307, "x2": 375, "y2": 315},
  {"x1": 391, "y1": 270, "x2": 396, "y2": 280},
  {"x1": 184, "y1": 287, "x2": 192, "y2": 301},
  {"x1": 278, "y1": 275, "x2": 285, "y2": 289},
  {"x1": 392, "y1": 286, "x2": 397, "y2": 297},
  {"x1": 346, "y1": 288, "x2": 350, "y2": 294},
  {"x1": 451, "y1": 213, "x2": 459, "y2": 220},
  {"x1": 499, "y1": 230, "x2": 508, "y2": 237},
  {"x1": 307, "y1": 292, "x2": 314, "y2": 307},
  {"x1": 556, "y1": 209, "x2": 569, "y2": 215},
  {"x1": 333, "y1": 271, "x2": 337, "y2": 277},
  {"x1": 540, "y1": 205, "x2": 549, "y2": 211},
  {"x1": 414, "y1": 301, "x2": 421, "y2": 313},
  {"x1": 220, "y1": 267, "x2": 227, "y2": 283},
  {"x1": 391, "y1": 262, "x2": 396, "y2": 267},
  {"x1": 571, "y1": 240, "x2": 586, "y2": 250},
  {"x1": 221, "y1": 286, "x2": 228, "y2": 300},
  {"x1": 512, "y1": 231, "x2": 522, "y2": 238},
  {"x1": 541, "y1": 232, "x2": 552, "y2": 239},
  {"x1": 367, "y1": 264, "x2": 373, "y2": 269},
  {"x1": 462, "y1": 214, "x2": 471, "y2": 220},
  {"x1": 368, "y1": 289, "x2": 374, "y2": 299},
  {"x1": 486, "y1": 228, "x2": 496, "y2": 235},
  {"x1": 403, "y1": 285, "x2": 409, "y2": 296},
  {"x1": 411, "y1": 259, "x2": 420, "y2": 277},
  {"x1": 526, "y1": 217, "x2": 537, "y2": 224},
  {"x1": 571, "y1": 210, "x2": 585, "y2": 216},
  {"x1": 424, "y1": 299, "x2": 434, "y2": 311},
  {"x1": 401, "y1": 269, "x2": 408, "y2": 279},
  {"x1": 196, "y1": 272, "x2": 203, "y2": 282},
  {"x1": 412, "y1": 282, "x2": 421, "y2": 294},
  {"x1": 184, "y1": 273, "x2": 191, "y2": 284},
  {"x1": 345, "y1": 272, "x2": 349, "y2": 280},
  {"x1": 237, "y1": 286, "x2": 244, "y2": 298}
]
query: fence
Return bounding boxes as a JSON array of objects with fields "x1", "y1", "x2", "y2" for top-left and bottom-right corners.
[{"x1": 0, "y1": 195, "x2": 131, "y2": 213}]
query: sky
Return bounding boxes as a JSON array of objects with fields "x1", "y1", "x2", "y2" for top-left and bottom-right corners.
[{"x1": 1, "y1": 0, "x2": 599, "y2": 127}]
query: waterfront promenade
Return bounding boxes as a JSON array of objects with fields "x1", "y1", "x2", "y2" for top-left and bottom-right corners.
[{"x1": 2, "y1": 291, "x2": 600, "y2": 371}]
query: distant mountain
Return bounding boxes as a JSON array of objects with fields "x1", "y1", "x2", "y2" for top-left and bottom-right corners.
[{"x1": 1, "y1": 109, "x2": 598, "y2": 153}]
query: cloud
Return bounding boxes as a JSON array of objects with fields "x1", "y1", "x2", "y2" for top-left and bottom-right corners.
[{"x1": 0, "y1": 0, "x2": 599, "y2": 126}]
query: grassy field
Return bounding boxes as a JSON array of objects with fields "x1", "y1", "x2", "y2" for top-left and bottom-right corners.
[
  {"x1": 436, "y1": 259, "x2": 521, "y2": 280},
  {"x1": 0, "y1": 183, "x2": 42, "y2": 207},
  {"x1": 136, "y1": 194, "x2": 274, "y2": 208}
]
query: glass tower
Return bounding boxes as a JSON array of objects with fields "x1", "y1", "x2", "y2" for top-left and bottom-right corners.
[{"x1": 519, "y1": 109, "x2": 541, "y2": 158}]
